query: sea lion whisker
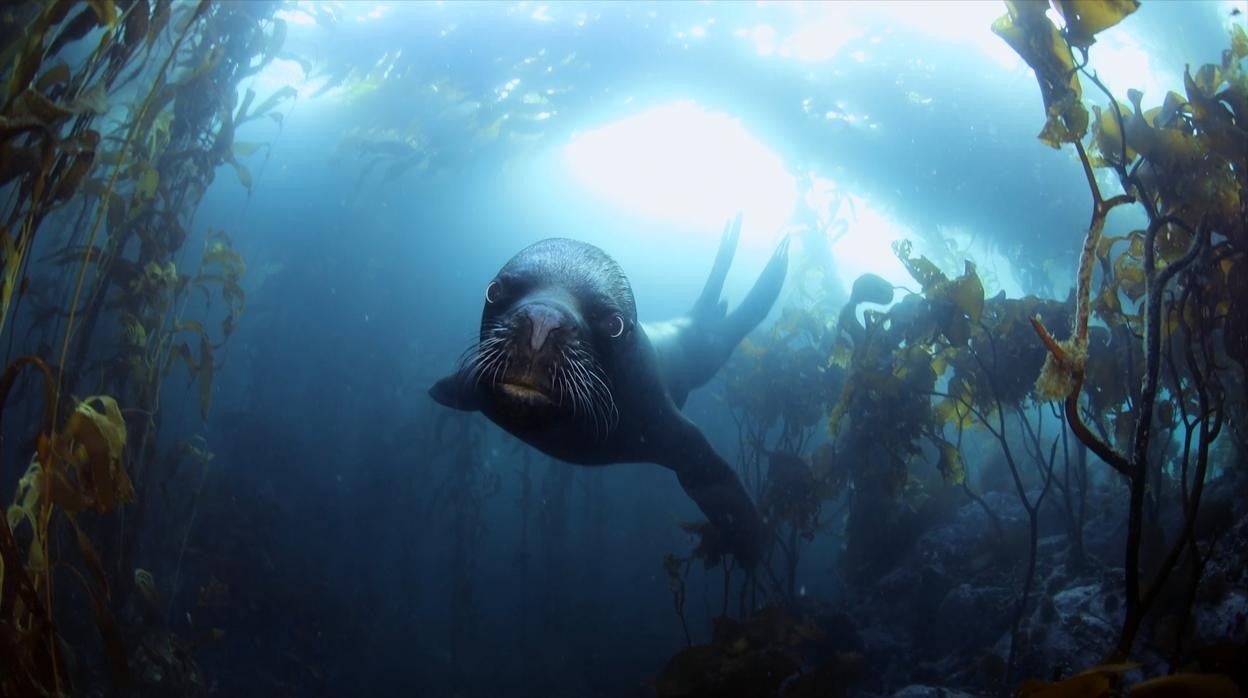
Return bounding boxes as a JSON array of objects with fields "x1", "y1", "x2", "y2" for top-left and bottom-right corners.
[
  {"x1": 561, "y1": 349, "x2": 595, "y2": 430},
  {"x1": 565, "y1": 347, "x2": 616, "y2": 432},
  {"x1": 566, "y1": 351, "x2": 611, "y2": 437},
  {"x1": 464, "y1": 345, "x2": 506, "y2": 387}
]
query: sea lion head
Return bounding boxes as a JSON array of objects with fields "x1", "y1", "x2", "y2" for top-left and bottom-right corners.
[{"x1": 458, "y1": 238, "x2": 635, "y2": 433}]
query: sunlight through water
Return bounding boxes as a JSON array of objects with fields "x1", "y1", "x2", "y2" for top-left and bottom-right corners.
[{"x1": 561, "y1": 101, "x2": 798, "y2": 238}]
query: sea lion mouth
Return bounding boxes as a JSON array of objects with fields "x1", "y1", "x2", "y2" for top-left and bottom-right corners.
[
  {"x1": 499, "y1": 381, "x2": 555, "y2": 406},
  {"x1": 458, "y1": 319, "x2": 619, "y2": 435}
]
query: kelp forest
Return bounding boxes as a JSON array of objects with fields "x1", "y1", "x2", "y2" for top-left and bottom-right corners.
[
  {"x1": 0, "y1": 1, "x2": 1245, "y2": 697},
  {"x1": 654, "y1": 2, "x2": 1248, "y2": 696},
  {"x1": 0, "y1": 1, "x2": 279, "y2": 694}
]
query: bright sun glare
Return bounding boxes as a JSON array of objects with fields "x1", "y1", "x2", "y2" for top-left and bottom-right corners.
[{"x1": 561, "y1": 101, "x2": 798, "y2": 237}]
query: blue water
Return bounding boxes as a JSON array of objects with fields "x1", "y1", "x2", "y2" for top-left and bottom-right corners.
[{"x1": 151, "y1": 1, "x2": 1245, "y2": 695}]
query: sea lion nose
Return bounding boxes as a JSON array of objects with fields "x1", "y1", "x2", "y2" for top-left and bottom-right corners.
[{"x1": 523, "y1": 304, "x2": 564, "y2": 352}]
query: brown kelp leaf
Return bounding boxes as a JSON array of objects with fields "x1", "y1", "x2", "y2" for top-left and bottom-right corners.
[
  {"x1": 0, "y1": 143, "x2": 40, "y2": 186},
  {"x1": 59, "y1": 395, "x2": 134, "y2": 513},
  {"x1": 232, "y1": 141, "x2": 267, "y2": 157},
  {"x1": 51, "y1": 132, "x2": 99, "y2": 203},
  {"x1": 234, "y1": 88, "x2": 256, "y2": 123},
  {"x1": 87, "y1": 0, "x2": 117, "y2": 26},
  {"x1": 12, "y1": 89, "x2": 75, "y2": 124},
  {"x1": 1053, "y1": 0, "x2": 1140, "y2": 48},
  {"x1": 7, "y1": 30, "x2": 45, "y2": 101},
  {"x1": 47, "y1": 5, "x2": 102, "y2": 56},
  {"x1": 227, "y1": 156, "x2": 252, "y2": 193},
  {"x1": 35, "y1": 63, "x2": 71, "y2": 93},
  {"x1": 239, "y1": 85, "x2": 297, "y2": 123},
  {"x1": 123, "y1": 0, "x2": 150, "y2": 52},
  {"x1": 992, "y1": 1, "x2": 1088, "y2": 147},
  {"x1": 147, "y1": 0, "x2": 171, "y2": 48},
  {"x1": 936, "y1": 438, "x2": 966, "y2": 485}
]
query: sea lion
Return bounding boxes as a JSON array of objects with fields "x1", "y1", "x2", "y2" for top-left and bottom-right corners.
[{"x1": 430, "y1": 216, "x2": 789, "y2": 567}]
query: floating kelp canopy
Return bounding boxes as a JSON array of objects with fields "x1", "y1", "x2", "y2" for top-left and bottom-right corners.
[{"x1": 0, "y1": 1, "x2": 288, "y2": 693}]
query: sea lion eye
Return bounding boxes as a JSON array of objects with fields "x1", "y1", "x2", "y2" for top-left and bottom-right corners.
[
  {"x1": 607, "y1": 314, "x2": 626, "y2": 339},
  {"x1": 485, "y1": 280, "x2": 502, "y2": 304}
]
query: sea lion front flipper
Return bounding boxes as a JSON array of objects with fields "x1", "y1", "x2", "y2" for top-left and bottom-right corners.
[
  {"x1": 429, "y1": 374, "x2": 481, "y2": 411},
  {"x1": 657, "y1": 415, "x2": 766, "y2": 569}
]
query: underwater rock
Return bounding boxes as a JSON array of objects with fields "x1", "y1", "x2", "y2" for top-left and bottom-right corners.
[
  {"x1": 812, "y1": 608, "x2": 865, "y2": 658},
  {"x1": 1007, "y1": 579, "x2": 1122, "y2": 681},
  {"x1": 933, "y1": 584, "x2": 1014, "y2": 653}
]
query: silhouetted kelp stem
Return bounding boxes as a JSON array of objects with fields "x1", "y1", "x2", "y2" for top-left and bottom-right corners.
[
  {"x1": 663, "y1": 553, "x2": 693, "y2": 647},
  {"x1": 1031, "y1": 132, "x2": 1215, "y2": 658},
  {"x1": 1048, "y1": 408, "x2": 1087, "y2": 570},
  {"x1": 947, "y1": 398, "x2": 1006, "y2": 545},
  {"x1": 966, "y1": 326, "x2": 1056, "y2": 688},
  {"x1": 1024, "y1": 31, "x2": 1233, "y2": 658},
  {"x1": 1164, "y1": 274, "x2": 1225, "y2": 670}
]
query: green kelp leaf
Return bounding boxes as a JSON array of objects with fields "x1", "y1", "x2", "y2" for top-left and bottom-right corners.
[
  {"x1": 1125, "y1": 89, "x2": 1205, "y2": 171},
  {"x1": 232, "y1": 141, "x2": 267, "y2": 157},
  {"x1": 1091, "y1": 103, "x2": 1136, "y2": 167},
  {"x1": 136, "y1": 163, "x2": 159, "y2": 200},
  {"x1": 1038, "y1": 95, "x2": 1090, "y2": 148},
  {"x1": 936, "y1": 438, "x2": 966, "y2": 485},
  {"x1": 992, "y1": 1, "x2": 1088, "y2": 148},
  {"x1": 1054, "y1": 0, "x2": 1140, "y2": 49},
  {"x1": 1185, "y1": 66, "x2": 1248, "y2": 162},
  {"x1": 1115, "y1": 254, "x2": 1146, "y2": 301},
  {"x1": 87, "y1": 0, "x2": 117, "y2": 26},
  {"x1": 892, "y1": 239, "x2": 947, "y2": 292},
  {"x1": 61, "y1": 395, "x2": 134, "y2": 512},
  {"x1": 228, "y1": 157, "x2": 252, "y2": 193},
  {"x1": 1233, "y1": 24, "x2": 1248, "y2": 60},
  {"x1": 948, "y1": 261, "x2": 984, "y2": 323}
]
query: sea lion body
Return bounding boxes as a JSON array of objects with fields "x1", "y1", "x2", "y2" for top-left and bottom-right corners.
[{"x1": 431, "y1": 218, "x2": 789, "y2": 565}]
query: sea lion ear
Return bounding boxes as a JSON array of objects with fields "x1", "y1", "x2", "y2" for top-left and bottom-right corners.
[{"x1": 429, "y1": 374, "x2": 480, "y2": 411}]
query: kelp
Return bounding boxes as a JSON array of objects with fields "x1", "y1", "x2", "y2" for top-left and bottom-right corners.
[
  {"x1": 656, "y1": 605, "x2": 857, "y2": 698},
  {"x1": 0, "y1": 0, "x2": 276, "y2": 692},
  {"x1": 997, "y1": 0, "x2": 1246, "y2": 669}
]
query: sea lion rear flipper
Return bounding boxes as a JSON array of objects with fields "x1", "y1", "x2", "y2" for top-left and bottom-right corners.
[
  {"x1": 659, "y1": 416, "x2": 766, "y2": 569},
  {"x1": 429, "y1": 374, "x2": 481, "y2": 411},
  {"x1": 692, "y1": 213, "x2": 742, "y2": 319},
  {"x1": 723, "y1": 234, "x2": 790, "y2": 344}
]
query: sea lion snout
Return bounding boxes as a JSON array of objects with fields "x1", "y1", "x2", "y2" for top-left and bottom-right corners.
[{"x1": 520, "y1": 302, "x2": 566, "y2": 352}]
